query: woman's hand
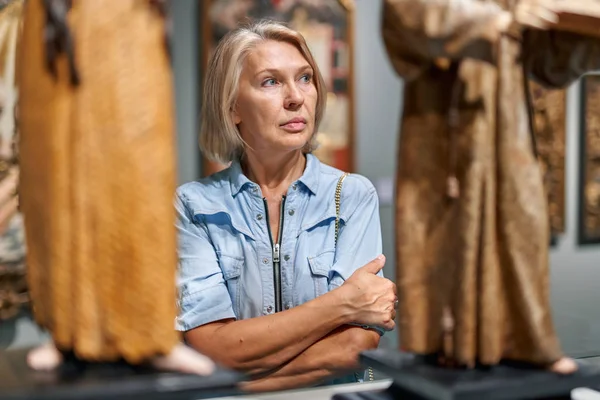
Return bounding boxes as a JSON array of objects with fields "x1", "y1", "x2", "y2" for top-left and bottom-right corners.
[{"x1": 336, "y1": 255, "x2": 397, "y2": 331}]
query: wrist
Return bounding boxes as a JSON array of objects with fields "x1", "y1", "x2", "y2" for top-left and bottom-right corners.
[{"x1": 326, "y1": 285, "x2": 355, "y2": 324}]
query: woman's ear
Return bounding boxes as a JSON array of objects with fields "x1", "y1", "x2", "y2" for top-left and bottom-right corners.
[{"x1": 231, "y1": 105, "x2": 241, "y2": 125}]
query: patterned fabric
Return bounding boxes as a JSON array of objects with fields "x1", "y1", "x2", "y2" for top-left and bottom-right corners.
[
  {"x1": 18, "y1": 0, "x2": 179, "y2": 362},
  {"x1": 382, "y1": 0, "x2": 600, "y2": 367},
  {"x1": 0, "y1": 0, "x2": 25, "y2": 322}
]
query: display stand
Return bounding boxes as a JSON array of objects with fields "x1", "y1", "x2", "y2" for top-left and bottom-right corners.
[
  {"x1": 332, "y1": 349, "x2": 600, "y2": 400},
  {"x1": 0, "y1": 348, "x2": 244, "y2": 400}
]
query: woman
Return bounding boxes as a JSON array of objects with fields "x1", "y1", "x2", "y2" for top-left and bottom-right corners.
[
  {"x1": 382, "y1": 0, "x2": 600, "y2": 373},
  {"x1": 176, "y1": 20, "x2": 397, "y2": 391}
]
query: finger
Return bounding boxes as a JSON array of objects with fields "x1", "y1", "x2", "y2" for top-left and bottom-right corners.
[
  {"x1": 391, "y1": 310, "x2": 396, "y2": 321},
  {"x1": 359, "y1": 255, "x2": 385, "y2": 274},
  {"x1": 389, "y1": 280, "x2": 398, "y2": 295},
  {"x1": 382, "y1": 320, "x2": 396, "y2": 332}
]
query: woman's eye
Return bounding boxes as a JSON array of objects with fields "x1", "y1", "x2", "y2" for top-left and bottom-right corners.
[
  {"x1": 262, "y1": 78, "x2": 277, "y2": 87},
  {"x1": 300, "y1": 74, "x2": 312, "y2": 83}
]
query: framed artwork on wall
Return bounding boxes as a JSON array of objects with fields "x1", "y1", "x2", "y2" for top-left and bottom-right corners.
[
  {"x1": 578, "y1": 73, "x2": 600, "y2": 245},
  {"x1": 199, "y1": 0, "x2": 355, "y2": 176},
  {"x1": 529, "y1": 81, "x2": 567, "y2": 239}
]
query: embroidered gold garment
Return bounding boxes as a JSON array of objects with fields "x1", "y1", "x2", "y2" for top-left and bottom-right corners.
[
  {"x1": 382, "y1": 0, "x2": 600, "y2": 366},
  {"x1": 18, "y1": 0, "x2": 178, "y2": 363}
]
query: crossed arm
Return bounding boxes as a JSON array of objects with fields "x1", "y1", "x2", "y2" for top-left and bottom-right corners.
[
  {"x1": 184, "y1": 287, "x2": 381, "y2": 391},
  {"x1": 241, "y1": 325, "x2": 380, "y2": 392}
]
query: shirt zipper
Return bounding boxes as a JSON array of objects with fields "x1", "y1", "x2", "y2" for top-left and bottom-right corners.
[{"x1": 263, "y1": 195, "x2": 286, "y2": 313}]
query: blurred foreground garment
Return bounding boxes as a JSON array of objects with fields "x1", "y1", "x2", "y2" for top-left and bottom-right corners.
[
  {"x1": 18, "y1": 0, "x2": 178, "y2": 363},
  {"x1": 383, "y1": 0, "x2": 600, "y2": 367}
]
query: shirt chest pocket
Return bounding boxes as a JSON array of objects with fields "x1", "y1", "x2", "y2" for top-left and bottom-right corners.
[
  {"x1": 307, "y1": 249, "x2": 335, "y2": 297},
  {"x1": 218, "y1": 254, "x2": 243, "y2": 317}
]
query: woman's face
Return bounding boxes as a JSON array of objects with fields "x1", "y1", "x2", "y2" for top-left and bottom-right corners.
[{"x1": 232, "y1": 40, "x2": 318, "y2": 156}]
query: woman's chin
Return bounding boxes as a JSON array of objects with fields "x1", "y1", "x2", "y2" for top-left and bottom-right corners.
[{"x1": 275, "y1": 136, "x2": 311, "y2": 151}]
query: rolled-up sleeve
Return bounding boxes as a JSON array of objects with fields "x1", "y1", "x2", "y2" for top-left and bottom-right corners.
[
  {"x1": 329, "y1": 180, "x2": 383, "y2": 290},
  {"x1": 175, "y1": 192, "x2": 236, "y2": 331}
]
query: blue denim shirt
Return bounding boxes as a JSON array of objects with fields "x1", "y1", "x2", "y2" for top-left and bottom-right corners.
[{"x1": 174, "y1": 154, "x2": 383, "y2": 335}]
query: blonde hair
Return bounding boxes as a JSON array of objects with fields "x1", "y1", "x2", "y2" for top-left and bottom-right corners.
[{"x1": 199, "y1": 20, "x2": 327, "y2": 164}]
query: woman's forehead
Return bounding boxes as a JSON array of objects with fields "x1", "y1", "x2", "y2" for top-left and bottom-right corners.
[{"x1": 243, "y1": 40, "x2": 310, "y2": 74}]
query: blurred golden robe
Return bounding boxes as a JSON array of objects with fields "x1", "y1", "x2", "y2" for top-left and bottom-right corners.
[
  {"x1": 383, "y1": 0, "x2": 600, "y2": 366},
  {"x1": 18, "y1": 0, "x2": 178, "y2": 363}
]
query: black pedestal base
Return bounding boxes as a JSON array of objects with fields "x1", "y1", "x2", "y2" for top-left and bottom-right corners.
[
  {"x1": 0, "y1": 348, "x2": 244, "y2": 400},
  {"x1": 336, "y1": 349, "x2": 600, "y2": 400}
]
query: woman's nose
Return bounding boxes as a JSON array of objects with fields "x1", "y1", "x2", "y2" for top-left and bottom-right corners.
[{"x1": 284, "y1": 83, "x2": 304, "y2": 110}]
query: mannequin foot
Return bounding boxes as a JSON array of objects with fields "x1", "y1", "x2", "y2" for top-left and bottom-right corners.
[
  {"x1": 27, "y1": 342, "x2": 63, "y2": 371},
  {"x1": 549, "y1": 357, "x2": 578, "y2": 374},
  {"x1": 151, "y1": 344, "x2": 215, "y2": 376}
]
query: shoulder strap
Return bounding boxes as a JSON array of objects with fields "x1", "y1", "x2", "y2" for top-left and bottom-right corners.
[
  {"x1": 334, "y1": 172, "x2": 349, "y2": 246},
  {"x1": 334, "y1": 171, "x2": 376, "y2": 382}
]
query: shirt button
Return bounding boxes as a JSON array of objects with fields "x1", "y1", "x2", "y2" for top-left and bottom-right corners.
[
  {"x1": 284, "y1": 254, "x2": 290, "y2": 261},
  {"x1": 252, "y1": 186, "x2": 258, "y2": 193},
  {"x1": 257, "y1": 214, "x2": 263, "y2": 221},
  {"x1": 292, "y1": 184, "x2": 298, "y2": 190},
  {"x1": 288, "y1": 209, "x2": 295, "y2": 216},
  {"x1": 285, "y1": 304, "x2": 291, "y2": 310},
  {"x1": 266, "y1": 305, "x2": 273, "y2": 313},
  {"x1": 262, "y1": 258, "x2": 269, "y2": 264}
]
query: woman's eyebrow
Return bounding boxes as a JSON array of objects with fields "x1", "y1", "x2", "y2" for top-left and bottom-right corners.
[{"x1": 254, "y1": 64, "x2": 312, "y2": 78}]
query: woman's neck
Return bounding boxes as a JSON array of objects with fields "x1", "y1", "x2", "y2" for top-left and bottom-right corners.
[{"x1": 242, "y1": 151, "x2": 306, "y2": 199}]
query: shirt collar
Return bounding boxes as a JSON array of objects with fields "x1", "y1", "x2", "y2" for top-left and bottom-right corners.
[
  {"x1": 297, "y1": 153, "x2": 319, "y2": 195},
  {"x1": 229, "y1": 159, "x2": 253, "y2": 197},
  {"x1": 228, "y1": 153, "x2": 320, "y2": 197}
]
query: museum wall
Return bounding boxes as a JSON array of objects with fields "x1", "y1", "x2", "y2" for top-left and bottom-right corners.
[
  {"x1": 3, "y1": 0, "x2": 600, "y2": 360},
  {"x1": 549, "y1": 83, "x2": 600, "y2": 358},
  {"x1": 348, "y1": 0, "x2": 401, "y2": 350}
]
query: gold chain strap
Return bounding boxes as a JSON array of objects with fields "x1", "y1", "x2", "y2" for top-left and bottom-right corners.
[
  {"x1": 334, "y1": 172, "x2": 375, "y2": 382},
  {"x1": 334, "y1": 173, "x2": 348, "y2": 246}
]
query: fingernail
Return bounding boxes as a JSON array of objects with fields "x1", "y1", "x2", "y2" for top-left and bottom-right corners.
[{"x1": 377, "y1": 254, "x2": 384, "y2": 260}]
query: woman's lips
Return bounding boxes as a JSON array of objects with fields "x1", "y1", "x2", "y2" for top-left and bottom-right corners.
[
  {"x1": 280, "y1": 117, "x2": 307, "y2": 133},
  {"x1": 280, "y1": 121, "x2": 307, "y2": 132}
]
